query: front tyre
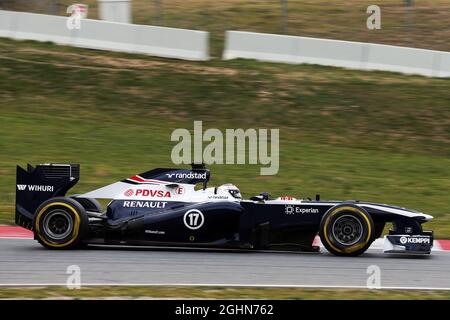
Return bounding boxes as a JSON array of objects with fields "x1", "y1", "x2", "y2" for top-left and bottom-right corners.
[
  {"x1": 319, "y1": 204, "x2": 374, "y2": 256},
  {"x1": 33, "y1": 197, "x2": 89, "y2": 249}
]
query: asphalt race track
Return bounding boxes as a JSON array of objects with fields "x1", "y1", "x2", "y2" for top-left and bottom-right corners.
[{"x1": 0, "y1": 238, "x2": 449, "y2": 289}]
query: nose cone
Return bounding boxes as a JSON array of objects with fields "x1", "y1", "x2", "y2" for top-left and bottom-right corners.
[{"x1": 417, "y1": 213, "x2": 433, "y2": 221}]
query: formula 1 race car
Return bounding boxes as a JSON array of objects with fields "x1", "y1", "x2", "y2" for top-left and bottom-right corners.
[{"x1": 15, "y1": 163, "x2": 434, "y2": 256}]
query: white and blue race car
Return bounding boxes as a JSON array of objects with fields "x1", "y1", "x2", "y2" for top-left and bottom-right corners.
[{"x1": 15, "y1": 163, "x2": 433, "y2": 256}]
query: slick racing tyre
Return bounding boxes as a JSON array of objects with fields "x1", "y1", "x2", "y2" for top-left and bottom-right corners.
[
  {"x1": 71, "y1": 196, "x2": 103, "y2": 213},
  {"x1": 319, "y1": 204, "x2": 374, "y2": 256},
  {"x1": 33, "y1": 197, "x2": 89, "y2": 249}
]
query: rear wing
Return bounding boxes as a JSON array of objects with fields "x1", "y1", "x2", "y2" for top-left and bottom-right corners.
[{"x1": 15, "y1": 163, "x2": 80, "y2": 229}]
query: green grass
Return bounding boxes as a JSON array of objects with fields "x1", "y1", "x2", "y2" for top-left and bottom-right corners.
[
  {"x1": 0, "y1": 38, "x2": 449, "y2": 238},
  {"x1": 0, "y1": 286, "x2": 449, "y2": 300}
]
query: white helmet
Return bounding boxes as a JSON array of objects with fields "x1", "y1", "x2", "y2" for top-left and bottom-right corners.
[{"x1": 217, "y1": 183, "x2": 242, "y2": 199}]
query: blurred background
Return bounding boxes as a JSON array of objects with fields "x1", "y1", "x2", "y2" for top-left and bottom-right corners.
[
  {"x1": 0, "y1": 1, "x2": 449, "y2": 238},
  {"x1": 1, "y1": 0, "x2": 450, "y2": 56}
]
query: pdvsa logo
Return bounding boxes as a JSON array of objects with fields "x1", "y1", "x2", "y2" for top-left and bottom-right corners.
[{"x1": 124, "y1": 189, "x2": 171, "y2": 198}]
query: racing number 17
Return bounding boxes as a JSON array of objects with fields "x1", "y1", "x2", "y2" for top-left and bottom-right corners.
[{"x1": 188, "y1": 212, "x2": 200, "y2": 226}]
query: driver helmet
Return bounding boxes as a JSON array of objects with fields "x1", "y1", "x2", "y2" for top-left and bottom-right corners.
[{"x1": 217, "y1": 183, "x2": 242, "y2": 199}]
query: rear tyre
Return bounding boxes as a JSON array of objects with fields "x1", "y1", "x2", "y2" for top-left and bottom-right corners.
[
  {"x1": 71, "y1": 197, "x2": 103, "y2": 212},
  {"x1": 33, "y1": 197, "x2": 89, "y2": 249},
  {"x1": 319, "y1": 204, "x2": 374, "y2": 256}
]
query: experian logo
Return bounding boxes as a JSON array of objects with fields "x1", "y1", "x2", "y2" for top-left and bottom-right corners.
[
  {"x1": 17, "y1": 185, "x2": 54, "y2": 192},
  {"x1": 285, "y1": 205, "x2": 319, "y2": 215}
]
